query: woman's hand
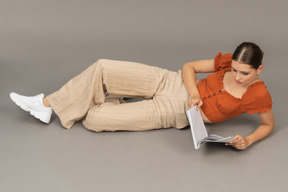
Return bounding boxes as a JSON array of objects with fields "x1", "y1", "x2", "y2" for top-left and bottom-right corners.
[
  {"x1": 189, "y1": 94, "x2": 203, "y2": 110},
  {"x1": 226, "y1": 135, "x2": 251, "y2": 150},
  {"x1": 226, "y1": 111, "x2": 274, "y2": 150}
]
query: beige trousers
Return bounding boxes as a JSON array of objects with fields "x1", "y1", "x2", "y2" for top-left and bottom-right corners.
[{"x1": 46, "y1": 59, "x2": 190, "y2": 132}]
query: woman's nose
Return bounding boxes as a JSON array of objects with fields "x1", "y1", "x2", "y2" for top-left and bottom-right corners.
[{"x1": 235, "y1": 73, "x2": 241, "y2": 81}]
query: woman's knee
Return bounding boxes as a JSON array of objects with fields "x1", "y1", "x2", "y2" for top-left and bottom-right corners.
[
  {"x1": 94, "y1": 59, "x2": 111, "y2": 68},
  {"x1": 82, "y1": 103, "x2": 119, "y2": 132},
  {"x1": 82, "y1": 116, "x2": 104, "y2": 132}
]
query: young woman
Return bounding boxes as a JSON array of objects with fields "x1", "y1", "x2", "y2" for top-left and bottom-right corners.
[{"x1": 10, "y1": 42, "x2": 274, "y2": 150}]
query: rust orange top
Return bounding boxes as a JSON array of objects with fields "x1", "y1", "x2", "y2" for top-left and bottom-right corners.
[{"x1": 198, "y1": 52, "x2": 273, "y2": 123}]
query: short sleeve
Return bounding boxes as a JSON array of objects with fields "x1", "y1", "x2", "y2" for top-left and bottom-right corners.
[
  {"x1": 242, "y1": 83, "x2": 273, "y2": 114},
  {"x1": 214, "y1": 52, "x2": 233, "y2": 72}
]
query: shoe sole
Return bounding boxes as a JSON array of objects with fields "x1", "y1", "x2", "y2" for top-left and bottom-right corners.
[{"x1": 10, "y1": 93, "x2": 51, "y2": 124}]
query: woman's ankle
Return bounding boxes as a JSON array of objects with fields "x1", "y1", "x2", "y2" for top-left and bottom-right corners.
[{"x1": 43, "y1": 98, "x2": 51, "y2": 108}]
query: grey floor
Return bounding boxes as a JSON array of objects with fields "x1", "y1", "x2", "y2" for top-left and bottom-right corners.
[{"x1": 1, "y1": 0, "x2": 288, "y2": 192}]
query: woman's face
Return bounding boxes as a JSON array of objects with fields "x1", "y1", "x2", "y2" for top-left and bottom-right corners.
[{"x1": 231, "y1": 60, "x2": 263, "y2": 88}]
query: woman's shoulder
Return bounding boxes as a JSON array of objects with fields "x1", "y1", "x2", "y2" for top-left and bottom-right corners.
[
  {"x1": 242, "y1": 81, "x2": 273, "y2": 114},
  {"x1": 247, "y1": 81, "x2": 271, "y2": 98}
]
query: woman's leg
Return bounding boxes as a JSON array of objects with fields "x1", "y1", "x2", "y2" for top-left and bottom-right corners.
[
  {"x1": 46, "y1": 59, "x2": 168, "y2": 129},
  {"x1": 82, "y1": 99, "x2": 163, "y2": 132},
  {"x1": 83, "y1": 70, "x2": 191, "y2": 132}
]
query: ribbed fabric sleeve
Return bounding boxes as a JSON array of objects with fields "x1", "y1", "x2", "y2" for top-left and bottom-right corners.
[
  {"x1": 214, "y1": 52, "x2": 233, "y2": 72},
  {"x1": 242, "y1": 82, "x2": 273, "y2": 114}
]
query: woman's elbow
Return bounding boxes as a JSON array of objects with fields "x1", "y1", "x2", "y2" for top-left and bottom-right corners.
[
  {"x1": 182, "y1": 63, "x2": 188, "y2": 71},
  {"x1": 270, "y1": 123, "x2": 275, "y2": 133},
  {"x1": 182, "y1": 62, "x2": 194, "y2": 72},
  {"x1": 266, "y1": 122, "x2": 274, "y2": 135},
  {"x1": 268, "y1": 118, "x2": 275, "y2": 132}
]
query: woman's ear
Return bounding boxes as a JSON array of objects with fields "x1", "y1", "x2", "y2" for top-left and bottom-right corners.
[{"x1": 257, "y1": 65, "x2": 263, "y2": 75}]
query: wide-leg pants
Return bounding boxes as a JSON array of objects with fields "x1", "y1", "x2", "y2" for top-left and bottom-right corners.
[{"x1": 46, "y1": 59, "x2": 190, "y2": 132}]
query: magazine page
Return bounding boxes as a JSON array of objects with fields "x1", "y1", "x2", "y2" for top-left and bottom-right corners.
[
  {"x1": 186, "y1": 106, "x2": 207, "y2": 149},
  {"x1": 205, "y1": 134, "x2": 235, "y2": 143}
]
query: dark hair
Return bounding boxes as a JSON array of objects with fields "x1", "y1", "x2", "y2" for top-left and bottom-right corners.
[{"x1": 232, "y1": 42, "x2": 264, "y2": 69}]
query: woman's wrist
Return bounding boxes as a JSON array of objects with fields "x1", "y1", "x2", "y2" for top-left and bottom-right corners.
[
  {"x1": 189, "y1": 89, "x2": 200, "y2": 98},
  {"x1": 245, "y1": 135, "x2": 254, "y2": 147}
]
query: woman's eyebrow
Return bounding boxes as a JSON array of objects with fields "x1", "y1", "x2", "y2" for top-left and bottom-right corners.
[{"x1": 231, "y1": 66, "x2": 250, "y2": 73}]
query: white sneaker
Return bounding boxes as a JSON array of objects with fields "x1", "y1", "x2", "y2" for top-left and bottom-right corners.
[{"x1": 10, "y1": 92, "x2": 52, "y2": 124}]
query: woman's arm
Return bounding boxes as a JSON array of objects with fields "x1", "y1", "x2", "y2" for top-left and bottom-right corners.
[
  {"x1": 182, "y1": 59, "x2": 215, "y2": 109},
  {"x1": 227, "y1": 110, "x2": 274, "y2": 150}
]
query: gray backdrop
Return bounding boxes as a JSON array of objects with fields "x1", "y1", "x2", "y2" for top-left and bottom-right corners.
[{"x1": 1, "y1": 0, "x2": 287, "y2": 192}]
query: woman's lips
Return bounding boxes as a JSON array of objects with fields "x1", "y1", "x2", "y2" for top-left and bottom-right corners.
[{"x1": 236, "y1": 80, "x2": 242, "y2": 85}]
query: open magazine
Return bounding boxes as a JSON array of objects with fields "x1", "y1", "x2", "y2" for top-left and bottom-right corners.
[{"x1": 186, "y1": 106, "x2": 235, "y2": 149}]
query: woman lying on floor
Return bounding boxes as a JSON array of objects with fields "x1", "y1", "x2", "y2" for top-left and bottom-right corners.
[{"x1": 10, "y1": 42, "x2": 274, "y2": 150}]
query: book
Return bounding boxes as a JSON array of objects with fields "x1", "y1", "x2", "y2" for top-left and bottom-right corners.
[{"x1": 186, "y1": 106, "x2": 235, "y2": 149}]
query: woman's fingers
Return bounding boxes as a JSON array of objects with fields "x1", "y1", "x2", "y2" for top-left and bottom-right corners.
[
  {"x1": 189, "y1": 97, "x2": 203, "y2": 110},
  {"x1": 226, "y1": 135, "x2": 249, "y2": 150},
  {"x1": 196, "y1": 101, "x2": 203, "y2": 110}
]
